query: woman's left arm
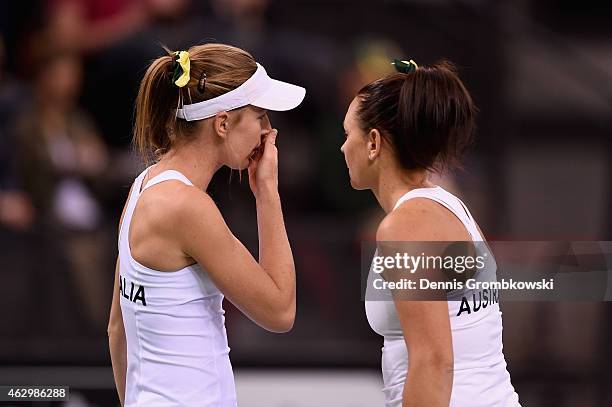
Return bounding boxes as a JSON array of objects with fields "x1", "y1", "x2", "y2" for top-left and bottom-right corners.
[
  {"x1": 377, "y1": 207, "x2": 454, "y2": 407},
  {"x1": 394, "y1": 300, "x2": 453, "y2": 407}
]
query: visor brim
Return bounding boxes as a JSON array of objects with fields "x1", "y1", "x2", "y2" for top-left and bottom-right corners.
[{"x1": 251, "y1": 78, "x2": 306, "y2": 112}]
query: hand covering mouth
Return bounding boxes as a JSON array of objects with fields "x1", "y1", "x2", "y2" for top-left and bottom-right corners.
[{"x1": 248, "y1": 143, "x2": 264, "y2": 162}]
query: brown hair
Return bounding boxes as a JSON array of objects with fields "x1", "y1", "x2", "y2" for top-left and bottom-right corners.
[
  {"x1": 133, "y1": 43, "x2": 257, "y2": 164},
  {"x1": 356, "y1": 60, "x2": 477, "y2": 172}
]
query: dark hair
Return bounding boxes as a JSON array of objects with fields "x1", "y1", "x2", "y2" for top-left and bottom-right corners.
[
  {"x1": 134, "y1": 43, "x2": 257, "y2": 164},
  {"x1": 356, "y1": 60, "x2": 477, "y2": 172}
]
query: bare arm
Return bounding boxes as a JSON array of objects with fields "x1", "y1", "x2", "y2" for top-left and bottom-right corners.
[
  {"x1": 254, "y1": 188, "x2": 296, "y2": 328},
  {"x1": 396, "y1": 300, "x2": 453, "y2": 407},
  {"x1": 377, "y1": 205, "x2": 454, "y2": 407},
  {"x1": 108, "y1": 257, "x2": 127, "y2": 406},
  {"x1": 108, "y1": 185, "x2": 133, "y2": 406},
  {"x1": 178, "y1": 130, "x2": 295, "y2": 332},
  {"x1": 253, "y1": 129, "x2": 296, "y2": 329}
]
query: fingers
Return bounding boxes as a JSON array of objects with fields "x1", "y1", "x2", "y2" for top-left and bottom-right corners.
[
  {"x1": 265, "y1": 129, "x2": 278, "y2": 146},
  {"x1": 262, "y1": 130, "x2": 278, "y2": 162},
  {"x1": 265, "y1": 129, "x2": 278, "y2": 150}
]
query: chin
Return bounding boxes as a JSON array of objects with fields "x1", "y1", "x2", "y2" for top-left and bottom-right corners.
[
  {"x1": 349, "y1": 172, "x2": 373, "y2": 190},
  {"x1": 350, "y1": 182, "x2": 366, "y2": 190},
  {"x1": 349, "y1": 176, "x2": 364, "y2": 190}
]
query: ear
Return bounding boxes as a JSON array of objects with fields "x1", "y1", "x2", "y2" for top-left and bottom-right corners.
[
  {"x1": 367, "y1": 128, "x2": 382, "y2": 161},
  {"x1": 213, "y1": 112, "x2": 230, "y2": 139}
]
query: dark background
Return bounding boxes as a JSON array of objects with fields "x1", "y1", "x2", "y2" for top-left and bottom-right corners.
[{"x1": 1, "y1": 0, "x2": 611, "y2": 406}]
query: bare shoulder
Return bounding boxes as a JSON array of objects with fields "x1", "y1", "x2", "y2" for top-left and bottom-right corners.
[
  {"x1": 377, "y1": 198, "x2": 466, "y2": 242},
  {"x1": 138, "y1": 181, "x2": 222, "y2": 237},
  {"x1": 146, "y1": 182, "x2": 237, "y2": 262}
]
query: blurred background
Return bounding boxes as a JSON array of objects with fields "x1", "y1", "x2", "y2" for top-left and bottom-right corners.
[{"x1": 0, "y1": 0, "x2": 611, "y2": 406}]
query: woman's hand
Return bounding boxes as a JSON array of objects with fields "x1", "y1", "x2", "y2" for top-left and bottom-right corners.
[{"x1": 248, "y1": 129, "x2": 278, "y2": 199}]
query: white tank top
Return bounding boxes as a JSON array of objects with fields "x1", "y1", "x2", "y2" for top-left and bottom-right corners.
[
  {"x1": 118, "y1": 166, "x2": 237, "y2": 407},
  {"x1": 365, "y1": 186, "x2": 521, "y2": 407}
]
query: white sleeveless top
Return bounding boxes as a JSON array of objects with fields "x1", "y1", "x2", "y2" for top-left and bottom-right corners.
[
  {"x1": 118, "y1": 166, "x2": 237, "y2": 407},
  {"x1": 365, "y1": 186, "x2": 521, "y2": 407}
]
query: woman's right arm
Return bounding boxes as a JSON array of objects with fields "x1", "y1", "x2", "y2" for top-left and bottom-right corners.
[
  {"x1": 108, "y1": 257, "x2": 126, "y2": 406},
  {"x1": 176, "y1": 130, "x2": 296, "y2": 332},
  {"x1": 108, "y1": 184, "x2": 133, "y2": 406}
]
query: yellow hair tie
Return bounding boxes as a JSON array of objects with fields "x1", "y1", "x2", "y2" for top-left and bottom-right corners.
[{"x1": 173, "y1": 51, "x2": 191, "y2": 87}]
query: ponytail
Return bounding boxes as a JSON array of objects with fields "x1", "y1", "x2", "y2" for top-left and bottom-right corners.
[
  {"x1": 133, "y1": 51, "x2": 177, "y2": 165},
  {"x1": 357, "y1": 59, "x2": 477, "y2": 172}
]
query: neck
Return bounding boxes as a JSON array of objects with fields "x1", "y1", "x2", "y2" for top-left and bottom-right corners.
[
  {"x1": 155, "y1": 138, "x2": 221, "y2": 191},
  {"x1": 371, "y1": 167, "x2": 434, "y2": 214}
]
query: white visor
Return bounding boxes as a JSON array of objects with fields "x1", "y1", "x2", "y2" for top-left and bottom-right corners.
[{"x1": 176, "y1": 63, "x2": 306, "y2": 121}]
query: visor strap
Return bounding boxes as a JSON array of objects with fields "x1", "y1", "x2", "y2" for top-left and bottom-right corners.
[{"x1": 176, "y1": 63, "x2": 267, "y2": 121}]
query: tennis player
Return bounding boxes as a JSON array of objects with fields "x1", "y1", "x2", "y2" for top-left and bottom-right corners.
[
  {"x1": 108, "y1": 43, "x2": 305, "y2": 406},
  {"x1": 342, "y1": 59, "x2": 521, "y2": 406}
]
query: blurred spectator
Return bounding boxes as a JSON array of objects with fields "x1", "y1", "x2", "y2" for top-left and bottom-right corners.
[
  {"x1": 47, "y1": 0, "x2": 149, "y2": 53},
  {"x1": 45, "y1": 0, "x2": 198, "y2": 150},
  {"x1": 0, "y1": 35, "x2": 35, "y2": 230},
  {"x1": 13, "y1": 46, "x2": 111, "y2": 334}
]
